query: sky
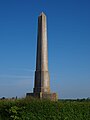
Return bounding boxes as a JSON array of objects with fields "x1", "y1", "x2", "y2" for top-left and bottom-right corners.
[{"x1": 0, "y1": 0, "x2": 90, "y2": 99}]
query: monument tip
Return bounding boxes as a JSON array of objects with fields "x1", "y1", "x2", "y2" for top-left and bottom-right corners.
[{"x1": 39, "y1": 12, "x2": 46, "y2": 16}]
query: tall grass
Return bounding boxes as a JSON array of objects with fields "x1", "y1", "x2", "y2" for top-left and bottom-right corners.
[{"x1": 0, "y1": 97, "x2": 90, "y2": 120}]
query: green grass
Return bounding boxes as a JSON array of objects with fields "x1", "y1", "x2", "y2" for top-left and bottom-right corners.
[{"x1": 0, "y1": 98, "x2": 90, "y2": 120}]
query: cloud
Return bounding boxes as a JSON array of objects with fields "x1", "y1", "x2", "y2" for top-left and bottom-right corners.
[
  {"x1": 21, "y1": 68, "x2": 35, "y2": 72},
  {"x1": 0, "y1": 77, "x2": 34, "y2": 98},
  {"x1": 15, "y1": 78, "x2": 33, "y2": 86},
  {"x1": 0, "y1": 74, "x2": 33, "y2": 79},
  {"x1": 6, "y1": 68, "x2": 35, "y2": 72}
]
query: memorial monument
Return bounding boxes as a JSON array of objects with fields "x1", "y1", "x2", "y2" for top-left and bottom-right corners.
[{"x1": 26, "y1": 12, "x2": 58, "y2": 101}]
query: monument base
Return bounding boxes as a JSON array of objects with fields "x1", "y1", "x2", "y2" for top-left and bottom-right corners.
[{"x1": 26, "y1": 92, "x2": 58, "y2": 101}]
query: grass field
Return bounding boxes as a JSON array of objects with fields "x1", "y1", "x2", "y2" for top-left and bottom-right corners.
[{"x1": 0, "y1": 98, "x2": 90, "y2": 120}]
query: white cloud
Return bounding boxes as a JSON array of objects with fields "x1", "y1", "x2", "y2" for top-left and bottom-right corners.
[{"x1": 0, "y1": 74, "x2": 33, "y2": 79}]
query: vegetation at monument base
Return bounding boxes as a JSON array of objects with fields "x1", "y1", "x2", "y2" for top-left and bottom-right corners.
[{"x1": 0, "y1": 98, "x2": 90, "y2": 120}]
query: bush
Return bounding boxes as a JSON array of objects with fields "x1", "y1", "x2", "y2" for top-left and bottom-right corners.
[{"x1": 0, "y1": 98, "x2": 90, "y2": 120}]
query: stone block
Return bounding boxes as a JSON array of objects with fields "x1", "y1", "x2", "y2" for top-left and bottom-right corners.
[{"x1": 26, "y1": 92, "x2": 58, "y2": 101}]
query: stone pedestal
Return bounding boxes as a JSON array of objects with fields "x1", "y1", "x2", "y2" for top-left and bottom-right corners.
[{"x1": 26, "y1": 92, "x2": 58, "y2": 101}]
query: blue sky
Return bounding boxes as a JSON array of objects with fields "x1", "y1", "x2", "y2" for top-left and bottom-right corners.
[{"x1": 0, "y1": 0, "x2": 90, "y2": 99}]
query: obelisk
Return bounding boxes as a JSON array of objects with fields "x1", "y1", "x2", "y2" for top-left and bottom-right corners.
[
  {"x1": 26, "y1": 12, "x2": 58, "y2": 101},
  {"x1": 33, "y1": 12, "x2": 50, "y2": 94}
]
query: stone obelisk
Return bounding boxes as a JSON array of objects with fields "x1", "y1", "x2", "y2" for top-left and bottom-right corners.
[
  {"x1": 33, "y1": 12, "x2": 50, "y2": 94},
  {"x1": 26, "y1": 12, "x2": 58, "y2": 101}
]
